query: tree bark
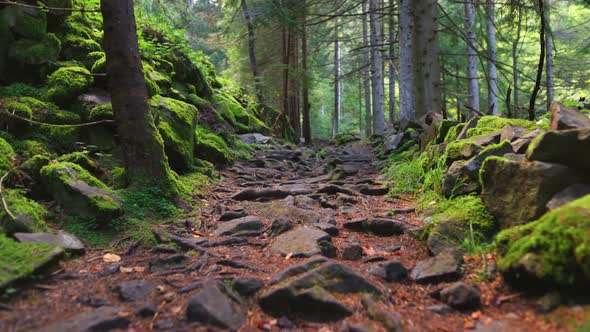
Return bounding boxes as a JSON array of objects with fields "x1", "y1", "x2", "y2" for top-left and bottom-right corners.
[
  {"x1": 241, "y1": 0, "x2": 264, "y2": 104},
  {"x1": 544, "y1": 0, "x2": 554, "y2": 112},
  {"x1": 397, "y1": 0, "x2": 414, "y2": 129},
  {"x1": 332, "y1": 11, "x2": 341, "y2": 138},
  {"x1": 302, "y1": 1, "x2": 311, "y2": 144},
  {"x1": 288, "y1": 24, "x2": 300, "y2": 140},
  {"x1": 100, "y1": 0, "x2": 175, "y2": 191},
  {"x1": 362, "y1": 0, "x2": 372, "y2": 137},
  {"x1": 529, "y1": 0, "x2": 546, "y2": 121},
  {"x1": 512, "y1": 6, "x2": 522, "y2": 117},
  {"x1": 388, "y1": 0, "x2": 396, "y2": 127},
  {"x1": 465, "y1": 0, "x2": 480, "y2": 115},
  {"x1": 486, "y1": 0, "x2": 499, "y2": 115},
  {"x1": 370, "y1": 0, "x2": 385, "y2": 136}
]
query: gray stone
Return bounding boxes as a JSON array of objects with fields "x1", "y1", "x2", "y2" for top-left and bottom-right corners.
[
  {"x1": 511, "y1": 129, "x2": 545, "y2": 153},
  {"x1": 238, "y1": 133, "x2": 272, "y2": 144},
  {"x1": 232, "y1": 188, "x2": 290, "y2": 201},
  {"x1": 312, "y1": 222, "x2": 339, "y2": 236},
  {"x1": 36, "y1": 306, "x2": 130, "y2": 332},
  {"x1": 439, "y1": 282, "x2": 481, "y2": 310},
  {"x1": 271, "y1": 227, "x2": 331, "y2": 257},
  {"x1": 526, "y1": 127, "x2": 590, "y2": 173},
  {"x1": 361, "y1": 296, "x2": 404, "y2": 332},
  {"x1": 14, "y1": 231, "x2": 84, "y2": 254},
  {"x1": 149, "y1": 255, "x2": 191, "y2": 273},
  {"x1": 426, "y1": 218, "x2": 468, "y2": 255},
  {"x1": 368, "y1": 218, "x2": 405, "y2": 236},
  {"x1": 270, "y1": 218, "x2": 293, "y2": 236},
  {"x1": 426, "y1": 304, "x2": 454, "y2": 314},
  {"x1": 368, "y1": 260, "x2": 407, "y2": 282},
  {"x1": 441, "y1": 161, "x2": 479, "y2": 198},
  {"x1": 213, "y1": 216, "x2": 263, "y2": 236},
  {"x1": 186, "y1": 281, "x2": 246, "y2": 330},
  {"x1": 550, "y1": 102, "x2": 590, "y2": 130},
  {"x1": 500, "y1": 124, "x2": 526, "y2": 142},
  {"x1": 341, "y1": 241, "x2": 363, "y2": 261},
  {"x1": 294, "y1": 195, "x2": 318, "y2": 210},
  {"x1": 268, "y1": 256, "x2": 328, "y2": 285},
  {"x1": 233, "y1": 277, "x2": 264, "y2": 296},
  {"x1": 546, "y1": 184, "x2": 590, "y2": 210},
  {"x1": 114, "y1": 279, "x2": 157, "y2": 302},
  {"x1": 410, "y1": 250, "x2": 463, "y2": 284}
]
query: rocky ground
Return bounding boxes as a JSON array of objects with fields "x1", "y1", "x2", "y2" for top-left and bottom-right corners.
[{"x1": 0, "y1": 139, "x2": 587, "y2": 332}]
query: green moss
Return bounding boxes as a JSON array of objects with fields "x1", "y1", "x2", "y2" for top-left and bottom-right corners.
[
  {"x1": 86, "y1": 51, "x2": 104, "y2": 66},
  {"x1": 13, "y1": 9, "x2": 47, "y2": 40},
  {"x1": 444, "y1": 123, "x2": 465, "y2": 142},
  {"x1": 211, "y1": 91, "x2": 268, "y2": 133},
  {"x1": 7, "y1": 33, "x2": 61, "y2": 65},
  {"x1": 0, "y1": 99, "x2": 33, "y2": 134},
  {"x1": 497, "y1": 194, "x2": 590, "y2": 288},
  {"x1": 144, "y1": 62, "x2": 172, "y2": 92},
  {"x1": 60, "y1": 34, "x2": 102, "y2": 64},
  {"x1": 334, "y1": 132, "x2": 360, "y2": 145},
  {"x1": 88, "y1": 103, "x2": 112, "y2": 121},
  {"x1": 90, "y1": 54, "x2": 105, "y2": 74},
  {"x1": 11, "y1": 140, "x2": 48, "y2": 158},
  {"x1": 0, "y1": 84, "x2": 45, "y2": 99},
  {"x1": 46, "y1": 66, "x2": 93, "y2": 105},
  {"x1": 193, "y1": 158, "x2": 216, "y2": 178},
  {"x1": 19, "y1": 97, "x2": 80, "y2": 125},
  {"x1": 466, "y1": 116, "x2": 544, "y2": 138},
  {"x1": 0, "y1": 137, "x2": 15, "y2": 174},
  {"x1": 194, "y1": 126, "x2": 231, "y2": 165},
  {"x1": 21, "y1": 154, "x2": 51, "y2": 182},
  {"x1": 0, "y1": 234, "x2": 60, "y2": 288},
  {"x1": 41, "y1": 162, "x2": 107, "y2": 189},
  {"x1": 444, "y1": 139, "x2": 483, "y2": 165},
  {"x1": 57, "y1": 152, "x2": 99, "y2": 174},
  {"x1": 1, "y1": 189, "x2": 49, "y2": 234},
  {"x1": 150, "y1": 96, "x2": 198, "y2": 173}
]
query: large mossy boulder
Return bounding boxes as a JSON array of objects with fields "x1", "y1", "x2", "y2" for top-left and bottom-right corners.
[
  {"x1": 172, "y1": 53, "x2": 213, "y2": 98},
  {"x1": 8, "y1": 33, "x2": 61, "y2": 65},
  {"x1": 480, "y1": 157, "x2": 588, "y2": 229},
  {"x1": 526, "y1": 127, "x2": 590, "y2": 174},
  {"x1": 150, "y1": 96, "x2": 198, "y2": 173},
  {"x1": 46, "y1": 66, "x2": 93, "y2": 105},
  {"x1": 464, "y1": 115, "x2": 542, "y2": 138},
  {"x1": 1, "y1": 189, "x2": 49, "y2": 234},
  {"x1": 40, "y1": 162, "x2": 123, "y2": 224},
  {"x1": 212, "y1": 92, "x2": 268, "y2": 134},
  {"x1": 496, "y1": 194, "x2": 590, "y2": 289},
  {"x1": 194, "y1": 126, "x2": 231, "y2": 165},
  {"x1": 444, "y1": 139, "x2": 483, "y2": 166}
]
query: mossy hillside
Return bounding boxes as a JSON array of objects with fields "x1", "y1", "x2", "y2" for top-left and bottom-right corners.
[
  {"x1": 150, "y1": 95, "x2": 198, "y2": 173},
  {"x1": 1, "y1": 189, "x2": 49, "y2": 234},
  {"x1": 0, "y1": 234, "x2": 61, "y2": 289},
  {"x1": 466, "y1": 116, "x2": 544, "y2": 138},
  {"x1": 7, "y1": 33, "x2": 61, "y2": 65},
  {"x1": 496, "y1": 194, "x2": 590, "y2": 288},
  {"x1": 194, "y1": 126, "x2": 231, "y2": 165},
  {"x1": 46, "y1": 66, "x2": 93, "y2": 105}
]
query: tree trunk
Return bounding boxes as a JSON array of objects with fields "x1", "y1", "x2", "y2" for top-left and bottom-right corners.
[
  {"x1": 332, "y1": 12, "x2": 341, "y2": 138},
  {"x1": 486, "y1": 0, "x2": 499, "y2": 115},
  {"x1": 397, "y1": 0, "x2": 414, "y2": 129},
  {"x1": 529, "y1": 0, "x2": 546, "y2": 121},
  {"x1": 545, "y1": 0, "x2": 554, "y2": 112},
  {"x1": 241, "y1": 0, "x2": 264, "y2": 104},
  {"x1": 288, "y1": 25, "x2": 300, "y2": 140},
  {"x1": 465, "y1": 0, "x2": 480, "y2": 115},
  {"x1": 281, "y1": 13, "x2": 292, "y2": 139},
  {"x1": 388, "y1": 0, "x2": 396, "y2": 127},
  {"x1": 302, "y1": 1, "x2": 311, "y2": 144},
  {"x1": 411, "y1": 0, "x2": 441, "y2": 121},
  {"x1": 362, "y1": 0, "x2": 372, "y2": 137},
  {"x1": 512, "y1": 6, "x2": 522, "y2": 117},
  {"x1": 100, "y1": 0, "x2": 176, "y2": 192},
  {"x1": 370, "y1": 0, "x2": 385, "y2": 135}
]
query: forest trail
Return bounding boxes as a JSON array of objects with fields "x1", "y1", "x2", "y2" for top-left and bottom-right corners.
[{"x1": 0, "y1": 139, "x2": 577, "y2": 332}]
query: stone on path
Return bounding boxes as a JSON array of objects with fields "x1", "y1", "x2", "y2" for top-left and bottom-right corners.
[
  {"x1": 410, "y1": 250, "x2": 463, "y2": 284},
  {"x1": 238, "y1": 133, "x2": 272, "y2": 144},
  {"x1": 341, "y1": 240, "x2": 363, "y2": 260},
  {"x1": 271, "y1": 227, "x2": 331, "y2": 257},
  {"x1": 114, "y1": 279, "x2": 157, "y2": 302},
  {"x1": 186, "y1": 281, "x2": 246, "y2": 330},
  {"x1": 268, "y1": 256, "x2": 328, "y2": 285},
  {"x1": 213, "y1": 216, "x2": 263, "y2": 236},
  {"x1": 14, "y1": 231, "x2": 84, "y2": 254},
  {"x1": 439, "y1": 282, "x2": 481, "y2": 310},
  {"x1": 343, "y1": 218, "x2": 405, "y2": 236},
  {"x1": 232, "y1": 188, "x2": 290, "y2": 201},
  {"x1": 149, "y1": 254, "x2": 191, "y2": 273},
  {"x1": 312, "y1": 222, "x2": 339, "y2": 236},
  {"x1": 368, "y1": 260, "x2": 407, "y2": 282},
  {"x1": 233, "y1": 277, "x2": 264, "y2": 297},
  {"x1": 36, "y1": 306, "x2": 131, "y2": 332}
]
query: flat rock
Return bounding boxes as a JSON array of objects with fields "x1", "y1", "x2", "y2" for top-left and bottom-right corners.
[
  {"x1": 312, "y1": 222, "x2": 339, "y2": 236},
  {"x1": 36, "y1": 306, "x2": 130, "y2": 332},
  {"x1": 248, "y1": 201, "x2": 322, "y2": 225},
  {"x1": 317, "y1": 184, "x2": 359, "y2": 196},
  {"x1": 149, "y1": 254, "x2": 191, "y2": 273},
  {"x1": 14, "y1": 231, "x2": 84, "y2": 254},
  {"x1": 526, "y1": 127, "x2": 590, "y2": 173},
  {"x1": 232, "y1": 188, "x2": 290, "y2": 201},
  {"x1": 233, "y1": 277, "x2": 264, "y2": 296},
  {"x1": 213, "y1": 216, "x2": 263, "y2": 236},
  {"x1": 341, "y1": 240, "x2": 363, "y2": 260},
  {"x1": 439, "y1": 282, "x2": 481, "y2": 310},
  {"x1": 238, "y1": 133, "x2": 272, "y2": 144},
  {"x1": 368, "y1": 260, "x2": 407, "y2": 282},
  {"x1": 271, "y1": 227, "x2": 331, "y2": 257},
  {"x1": 368, "y1": 218, "x2": 406, "y2": 236},
  {"x1": 186, "y1": 281, "x2": 246, "y2": 330},
  {"x1": 114, "y1": 279, "x2": 157, "y2": 302},
  {"x1": 546, "y1": 184, "x2": 590, "y2": 210},
  {"x1": 410, "y1": 250, "x2": 463, "y2": 284},
  {"x1": 269, "y1": 256, "x2": 328, "y2": 285}
]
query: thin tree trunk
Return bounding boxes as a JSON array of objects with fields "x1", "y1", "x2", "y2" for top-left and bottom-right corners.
[
  {"x1": 397, "y1": 0, "x2": 414, "y2": 129},
  {"x1": 486, "y1": 0, "x2": 499, "y2": 115},
  {"x1": 302, "y1": 1, "x2": 311, "y2": 144},
  {"x1": 281, "y1": 18, "x2": 291, "y2": 139},
  {"x1": 529, "y1": 0, "x2": 546, "y2": 121},
  {"x1": 289, "y1": 26, "x2": 300, "y2": 141},
  {"x1": 370, "y1": 0, "x2": 385, "y2": 135},
  {"x1": 241, "y1": 0, "x2": 263, "y2": 104},
  {"x1": 545, "y1": 0, "x2": 554, "y2": 111},
  {"x1": 388, "y1": 0, "x2": 396, "y2": 127},
  {"x1": 512, "y1": 6, "x2": 522, "y2": 117},
  {"x1": 412, "y1": 0, "x2": 441, "y2": 121},
  {"x1": 465, "y1": 0, "x2": 480, "y2": 115},
  {"x1": 100, "y1": 0, "x2": 175, "y2": 191},
  {"x1": 362, "y1": 0, "x2": 372, "y2": 137},
  {"x1": 332, "y1": 12, "x2": 341, "y2": 138}
]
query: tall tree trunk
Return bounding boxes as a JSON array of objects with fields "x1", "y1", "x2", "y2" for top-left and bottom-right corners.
[
  {"x1": 281, "y1": 19, "x2": 292, "y2": 139},
  {"x1": 362, "y1": 0, "x2": 372, "y2": 137},
  {"x1": 397, "y1": 0, "x2": 414, "y2": 129},
  {"x1": 370, "y1": 0, "x2": 385, "y2": 135},
  {"x1": 332, "y1": 12, "x2": 341, "y2": 138},
  {"x1": 486, "y1": 0, "x2": 499, "y2": 115},
  {"x1": 100, "y1": 0, "x2": 175, "y2": 192},
  {"x1": 241, "y1": 0, "x2": 264, "y2": 104},
  {"x1": 302, "y1": 1, "x2": 311, "y2": 144},
  {"x1": 529, "y1": 0, "x2": 546, "y2": 121},
  {"x1": 388, "y1": 0, "x2": 396, "y2": 127},
  {"x1": 288, "y1": 26, "x2": 300, "y2": 141},
  {"x1": 412, "y1": 0, "x2": 441, "y2": 121},
  {"x1": 512, "y1": 6, "x2": 522, "y2": 117},
  {"x1": 544, "y1": 0, "x2": 554, "y2": 112},
  {"x1": 465, "y1": 0, "x2": 480, "y2": 115}
]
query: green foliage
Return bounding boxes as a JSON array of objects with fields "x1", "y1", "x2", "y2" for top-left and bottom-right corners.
[
  {"x1": 0, "y1": 234, "x2": 59, "y2": 288},
  {"x1": 46, "y1": 66, "x2": 93, "y2": 105},
  {"x1": 385, "y1": 157, "x2": 424, "y2": 195},
  {"x1": 334, "y1": 132, "x2": 360, "y2": 145},
  {"x1": 11, "y1": 8, "x2": 47, "y2": 40}
]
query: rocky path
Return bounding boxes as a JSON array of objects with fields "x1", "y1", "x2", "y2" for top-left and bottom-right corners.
[{"x1": 0, "y1": 140, "x2": 575, "y2": 331}]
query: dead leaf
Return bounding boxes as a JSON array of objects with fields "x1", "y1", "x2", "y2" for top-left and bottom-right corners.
[
  {"x1": 484, "y1": 317, "x2": 493, "y2": 325},
  {"x1": 103, "y1": 253, "x2": 121, "y2": 263},
  {"x1": 285, "y1": 253, "x2": 293, "y2": 260},
  {"x1": 193, "y1": 231, "x2": 206, "y2": 237},
  {"x1": 463, "y1": 320, "x2": 475, "y2": 329},
  {"x1": 471, "y1": 311, "x2": 482, "y2": 319},
  {"x1": 120, "y1": 267, "x2": 133, "y2": 273},
  {"x1": 133, "y1": 266, "x2": 146, "y2": 273},
  {"x1": 117, "y1": 311, "x2": 130, "y2": 317},
  {"x1": 363, "y1": 246, "x2": 377, "y2": 256}
]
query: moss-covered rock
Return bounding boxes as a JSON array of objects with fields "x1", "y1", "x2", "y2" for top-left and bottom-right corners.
[
  {"x1": 0, "y1": 83, "x2": 45, "y2": 99},
  {"x1": 1, "y1": 5, "x2": 48, "y2": 40},
  {"x1": 1, "y1": 189, "x2": 49, "y2": 234},
  {"x1": 0, "y1": 99, "x2": 33, "y2": 135},
  {"x1": 466, "y1": 116, "x2": 543, "y2": 138},
  {"x1": 0, "y1": 137, "x2": 15, "y2": 175},
  {"x1": 444, "y1": 139, "x2": 483, "y2": 166},
  {"x1": 40, "y1": 162, "x2": 123, "y2": 224},
  {"x1": 172, "y1": 53, "x2": 213, "y2": 98},
  {"x1": 0, "y1": 233, "x2": 63, "y2": 289},
  {"x1": 58, "y1": 152, "x2": 100, "y2": 175},
  {"x1": 8, "y1": 33, "x2": 61, "y2": 65},
  {"x1": 150, "y1": 96, "x2": 198, "y2": 173},
  {"x1": 212, "y1": 92, "x2": 268, "y2": 133},
  {"x1": 496, "y1": 194, "x2": 590, "y2": 289},
  {"x1": 46, "y1": 66, "x2": 93, "y2": 105},
  {"x1": 90, "y1": 53, "x2": 106, "y2": 74},
  {"x1": 60, "y1": 34, "x2": 102, "y2": 65},
  {"x1": 526, "y1": 127, "x2": 590, "y2": 174},
  {"x1": 19, "y1": 96, "x2": 80, "y2": 124},
  {"x1": 88, "y1": 103, "x2": 113, "y2": 121},
  {"x1": 194, "y1": 126, "x2": 231, "y2": 165}
]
